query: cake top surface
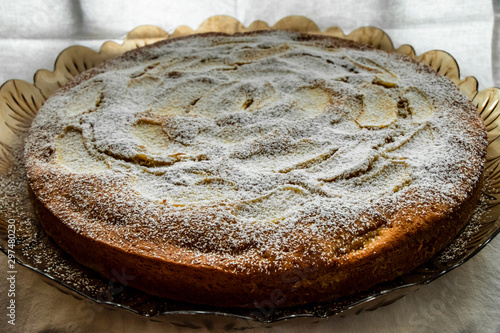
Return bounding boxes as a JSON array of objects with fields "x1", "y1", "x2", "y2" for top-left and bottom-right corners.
[{"x1": 25, "y1": 31, "x2": 486, "y2": 272}]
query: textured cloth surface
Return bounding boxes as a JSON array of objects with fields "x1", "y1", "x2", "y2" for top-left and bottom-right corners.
[{"x1": 1, "y1": 1, "x2": 499, "y2": 332}]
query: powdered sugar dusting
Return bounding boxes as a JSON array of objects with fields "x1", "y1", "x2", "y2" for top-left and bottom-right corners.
[{"x1": 23, "y1": 31, "x2": 487, "y2": 272}]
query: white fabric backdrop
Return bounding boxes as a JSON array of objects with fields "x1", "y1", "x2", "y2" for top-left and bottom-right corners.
[{"x1": 1, "y1": 0, "x2": 499, "y2": 332}]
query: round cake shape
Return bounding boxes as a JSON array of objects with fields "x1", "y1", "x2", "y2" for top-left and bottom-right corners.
[{"x1": 24, "y1": 31, "x2": 487, "y2": 308}]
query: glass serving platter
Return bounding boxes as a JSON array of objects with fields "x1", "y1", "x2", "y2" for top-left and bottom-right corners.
[{"x1": 0, "y1": 15, "x2": 499, "y2": 328}]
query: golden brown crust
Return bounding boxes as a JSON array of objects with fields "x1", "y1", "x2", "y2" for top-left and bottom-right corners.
[
  {"x1": 29, "y1": 172, "x2": 483, "y2": 307},
  {"x1": 24, "y1": 30, "x2": 487, "y2": 308}
]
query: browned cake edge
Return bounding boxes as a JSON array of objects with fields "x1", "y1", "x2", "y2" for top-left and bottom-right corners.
[{"x1": 29, "y1": 168, "x2": 483, "y2": 308}]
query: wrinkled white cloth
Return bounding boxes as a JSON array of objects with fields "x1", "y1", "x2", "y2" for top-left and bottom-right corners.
[{"x1": 1, "y1": 1, "x2": 499, "y2": 332}]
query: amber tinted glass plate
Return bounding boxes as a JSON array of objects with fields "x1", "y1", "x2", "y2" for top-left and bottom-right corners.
[{"x1": 0, "y1": 15, "x2": 499, "y2": 326}]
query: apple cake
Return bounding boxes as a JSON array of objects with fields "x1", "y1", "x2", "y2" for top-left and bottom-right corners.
[{"x1": 24, "y1": 30, "x2": 487, "y2": 308}]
